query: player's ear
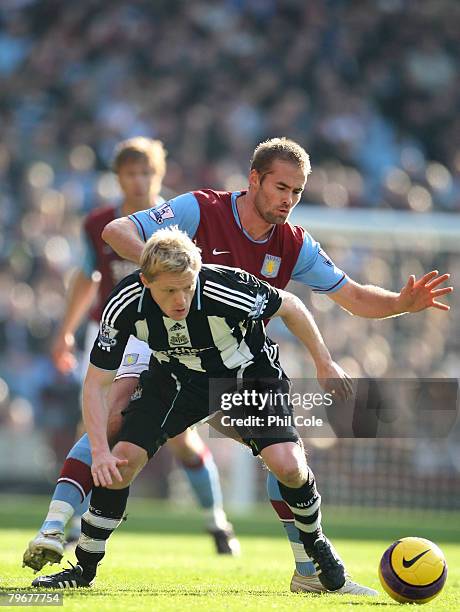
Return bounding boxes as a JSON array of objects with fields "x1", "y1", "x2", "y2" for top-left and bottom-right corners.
[
  {"x1": 139, "y1": 272, "x2": 150, "y2": 288},
  {"x1": 249, "y1": 168, "x2": 261, "y2": 189}
]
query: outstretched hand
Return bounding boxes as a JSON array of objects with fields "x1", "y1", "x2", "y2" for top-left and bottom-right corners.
[{"x1": 398, "y1": 271, "x2": 453, "y2": 313}]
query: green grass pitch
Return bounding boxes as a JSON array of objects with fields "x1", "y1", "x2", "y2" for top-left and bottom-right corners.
[{"x1": 0, "y1": 496, "x2": 459, "y2": 611}]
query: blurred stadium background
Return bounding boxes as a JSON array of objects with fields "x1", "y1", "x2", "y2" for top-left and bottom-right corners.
[{"x1": 0, "y1": 0, "x2": 459, "y2": 520}]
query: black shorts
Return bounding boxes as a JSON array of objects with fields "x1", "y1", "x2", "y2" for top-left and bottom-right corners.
[{"x1": 118, "y1": 367, "x2": 300, "y2": 458}]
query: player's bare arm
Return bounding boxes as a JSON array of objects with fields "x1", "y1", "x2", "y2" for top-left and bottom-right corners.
[
  {"x1": 274, "y1": 289, "x2": 353, "y2": 400},
  {"x1": 102, "y1": 217, "x2": 144, "y2": 263},
  {"x1": 329, "y1": 271, "x2": 453, "y2": 319},
  {"x1": 82, "y1": 364, "x2": 127, "y2": 488},
  {"x1": 51, "y1": 270, "x2": 100, "y2": 373}
]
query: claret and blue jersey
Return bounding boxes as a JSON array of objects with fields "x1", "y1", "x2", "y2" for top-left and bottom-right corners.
[
  {"x1": 129, "y1": 190, "x2": 348, "y2": 293},
  {"x1": 80, "y1": 205, "x2": 139, "y2": 322}
]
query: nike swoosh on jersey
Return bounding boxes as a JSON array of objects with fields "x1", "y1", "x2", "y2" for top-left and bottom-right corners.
[
  {"x1": 212, "y1": 248, "x2": 231, "y2": 255},
  {"x1": 402, "y1": 549, "x2": 431, "y2": 568}
]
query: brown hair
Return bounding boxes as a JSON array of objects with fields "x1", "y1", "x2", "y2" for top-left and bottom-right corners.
[
  {"x1": 112, "y1": 137, "x2": 167, "y2": 179},
  {"x1": 250, "y1": 137, "x2": 311, "y2": 177}
]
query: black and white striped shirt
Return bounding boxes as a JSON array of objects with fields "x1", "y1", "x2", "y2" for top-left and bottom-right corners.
[{"x1": 90, "y1": 265, "x2": 283, "y2": 380}]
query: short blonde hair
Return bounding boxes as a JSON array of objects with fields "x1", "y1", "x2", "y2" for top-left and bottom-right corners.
[
  {"x1": 140, "y1": 226, "x2": 201, "y2": 282},
  {"x1": 112, "y1": 137, "x2": 167, "y2": 180}
]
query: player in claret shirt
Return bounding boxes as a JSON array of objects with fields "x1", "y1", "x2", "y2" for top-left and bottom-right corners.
[
  {"x1": 101, "y1": 137, "x2": 452, "y2": 595},
  {"x1": 23, "y1": 138, "x2": 239, "y2": 574}
]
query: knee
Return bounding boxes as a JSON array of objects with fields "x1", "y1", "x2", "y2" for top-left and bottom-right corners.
[
  {"x1": 273, "y1": 460, "x2": 306, "y2": 488},
  {"x1": 167, "y1": 428, "x2": 204, "y2": 463},
  {"x1": 261, "y1": 442, "x2": 309, "y2": 488}
]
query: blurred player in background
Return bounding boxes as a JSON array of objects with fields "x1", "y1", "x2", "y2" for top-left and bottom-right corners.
[{"x1": 23, "y1": 138, "x2": 239, "y2": 572}]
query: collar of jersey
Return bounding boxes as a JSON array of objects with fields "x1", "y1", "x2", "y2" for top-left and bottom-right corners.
[
  {"x1": 231, "y1": 191, "x2": 275, "y2": 244},
  {"x1": 194, "y1": 274, "x2": 201, "y2": 310}
]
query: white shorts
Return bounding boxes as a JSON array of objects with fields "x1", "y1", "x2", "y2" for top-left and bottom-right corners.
[{"x1": 84, "y1": 321, "x2": 151, "y2": 381}]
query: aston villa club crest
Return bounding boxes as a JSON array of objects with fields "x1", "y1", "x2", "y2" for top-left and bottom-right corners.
[
  {"x1": 123, "y1": 353, "x2": 139, "y2": 366},
  {"x1": 261, "y1": 254, "x2": 281, "y2": 278}
]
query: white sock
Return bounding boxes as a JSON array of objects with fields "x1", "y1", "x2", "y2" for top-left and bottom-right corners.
[
  {"x1": 42, "y1": 500, "x2": 74, "y2": 533},
  {"x1": 205, "y1": 507, "x2": 228, "y2": 531}
]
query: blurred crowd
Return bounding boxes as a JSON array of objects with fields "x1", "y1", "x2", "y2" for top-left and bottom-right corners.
[
  {"x1": 0, "y1": 0, "x2": 459, "y2": 502},
  {"x1": 1, "y1": 0, "x2": 460, "y2": 214}
]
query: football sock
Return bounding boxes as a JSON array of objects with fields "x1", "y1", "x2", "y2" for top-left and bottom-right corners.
[
  {"x1": 266, "y1": 471, "x2": 316, "y2": 576},
  {"x1": 40, "y1": 434, "x2": 93, "y2": 534},
  {"x1": 75, "y1": 486, "x2": 130, "y2": 581},
  {"x1": 181, "y1": 447, "x2": 227, "y2": 530},
  {"x1": 40, "y1": 500, "x2": 74, "y2": 534},
  {"x1": 67, "y1": 496, "x2": 90, "y2": 538},
  {"x1": 277, "y1": 468, "x2": 323, "y2": 552},
  {"x1": 75, "y1": 495, "x2": 91, "y2": 519}
]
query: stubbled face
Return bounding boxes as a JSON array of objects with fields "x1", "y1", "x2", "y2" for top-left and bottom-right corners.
[
  {"x1": 117, "y1": 159, "x2": 156, "y2": 205},
  {"x1": 142, "y1": 270, "x2": 198, "y2": 320},
  {"x1": 251, "y1": 159, "x2": 307, "y2": 224}
]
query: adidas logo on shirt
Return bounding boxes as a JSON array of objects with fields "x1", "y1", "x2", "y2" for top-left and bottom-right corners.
[
  {"x1": 165, "y1": 319, "x2": 192, "y2": 347},
  {"x1": 169, "y1": 322, "x2": 186, "y2": 332}
]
